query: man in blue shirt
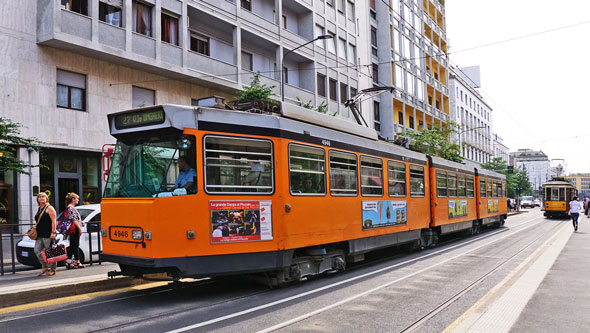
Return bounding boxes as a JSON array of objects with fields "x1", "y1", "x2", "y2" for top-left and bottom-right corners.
[{"x1": 175, "y1": 156, "x2": 196, "y2": 192}]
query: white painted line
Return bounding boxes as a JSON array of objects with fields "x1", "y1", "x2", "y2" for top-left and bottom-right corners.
[{"x1": 167, "y1": 217, "x2": 541, "y2": 333}]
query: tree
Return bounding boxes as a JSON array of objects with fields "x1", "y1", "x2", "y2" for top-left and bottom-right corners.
[
  {"x1": 480, "y1": 158, "x2": 533, "y2": 198},
  {"x1": 406, "y1": 122, "x2": 462, "y2": 162},
  {"x1": 0, "y1": 117, "x2": 41, "y2": 174}
]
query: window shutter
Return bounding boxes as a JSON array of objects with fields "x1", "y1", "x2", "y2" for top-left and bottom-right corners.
[
  {"x1": 57, "y1": 69, "x2": 86, "y2": 89},
  {"x1": 101, "y1": 0, "x2": 123, "y2": 8}
]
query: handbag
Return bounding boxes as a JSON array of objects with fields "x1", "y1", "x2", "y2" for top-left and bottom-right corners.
[
  {"x1": 27, "y1": 205, "x2": 48, "y2": 240},
  {"x1": 42, "y1": 239, "x2": 67, "y2": 264},
  {"x1": 57, "y1": 209, "x2": 72, "y2": 235}
]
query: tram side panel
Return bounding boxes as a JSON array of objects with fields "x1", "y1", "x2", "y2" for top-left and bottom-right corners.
[
  {"x1": 429, "y1": 165, "x2": 478, "y2": 235},
  {"x1": 475, "y1": 176, "x2": 507, "y2": 225}
]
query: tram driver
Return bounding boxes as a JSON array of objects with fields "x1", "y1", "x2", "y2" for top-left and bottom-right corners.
[{"x1": 175, "y1": 156, "x2": 196, "y2": 193}]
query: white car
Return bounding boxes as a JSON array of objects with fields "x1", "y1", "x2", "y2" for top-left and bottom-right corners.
[
  {"x1": 520, "y1": 196, "x2": 534, "y2": 208},
  {"x1": 16, "y1": 204, "x2": 101, "y2": 267}
]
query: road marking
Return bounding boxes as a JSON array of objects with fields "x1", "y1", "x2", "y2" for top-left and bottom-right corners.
[
  {"x1": 0, "y1": 282, "x2": 167, "y2": 317},
  {"x1": 444, "y1": 221, "x2": 570, "y2": 332},
  {"x1": 167, "y1": 217, "x2": 541, "y2": 333}
]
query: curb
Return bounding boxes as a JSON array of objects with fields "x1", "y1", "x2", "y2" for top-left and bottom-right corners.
[{"x1": 0, "y1": 276, "x2": 150, "y2": 308}]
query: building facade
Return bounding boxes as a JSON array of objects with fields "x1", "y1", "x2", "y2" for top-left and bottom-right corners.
[
  {"x1": 448, "y1": 66, "x2": 492, "y2": 165},
  {"x1": 360, "y1": 0, "x2": 450, "y2": 141},
  {"x1": 564, "y1": 173, "x2": 590, "y2": 197},
  {"x1": 0, "y1": 0, "x2": 364, "y2": 232},
  {"x1": 493, "y1": 133, "x2": 509, "y2": 164},
  {"x1": 511, "y1": 149, "x2": 550, "y2": 197}
]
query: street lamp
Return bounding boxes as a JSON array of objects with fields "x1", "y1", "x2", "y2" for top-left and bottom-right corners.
[{"x1": 281, "y1": 34, "x2": 333, "y2": 102}]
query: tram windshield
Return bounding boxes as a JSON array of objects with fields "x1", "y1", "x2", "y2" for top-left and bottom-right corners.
[{"x1": 104, "y1": 134, "x2": 196, "y2": 198}]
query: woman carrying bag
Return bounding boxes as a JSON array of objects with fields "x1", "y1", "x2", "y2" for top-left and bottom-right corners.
[
  {"x1": 33, "y1": 192, "x2": 58, "y2": 276},
  {"x1": 63, "y1": 192, "x2": 85, "y2": 269}
]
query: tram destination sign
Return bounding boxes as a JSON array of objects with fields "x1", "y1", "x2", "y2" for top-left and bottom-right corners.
[{"x1": 115, "y1": 109, "x2": 165, "y2": 129}]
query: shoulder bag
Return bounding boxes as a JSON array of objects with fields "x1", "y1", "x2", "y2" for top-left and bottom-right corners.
[{"x1": 27, "y1": 205, "x2": 48, "y2": 240}]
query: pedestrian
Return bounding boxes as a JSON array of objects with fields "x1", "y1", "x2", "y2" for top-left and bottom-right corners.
[
  {"x1": 569, "y1": 196, "x2": 582, "y2": 232},
  {"x1": 63, "y1": 192, "x2": 85, "y2": 269},
  {"x1": 33, "y1": 193, "x2": 57, "y2": 277},
  {"x1": 507, "y1": 198, "x2": 512, "y2": 212},
  {"x1": 584, "y1": 196, "x2": 590, "y2": 217}
]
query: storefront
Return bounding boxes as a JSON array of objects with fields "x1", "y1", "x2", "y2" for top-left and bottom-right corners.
[
  {"x1": 0, "y1": 152, "x2": 17, "y2": 233},
  {"x1": 40, "y1": 149, "x2": 102, "y2": 214}
]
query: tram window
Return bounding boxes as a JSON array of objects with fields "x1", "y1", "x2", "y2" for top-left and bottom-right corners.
[
  {"x1": 492, "y1": 181, "x2": 498, "y2": 198},
  {"x1": 559, "y1": 187, "x2": 565, "y2": 201},
  {"x1": 204, "y1": 136, "x2": 273, "y2": 194},
  {"x1": 448, "y1": 172, "x2": 457, "y2": 197},
  {"x1": 457, "y1": 174, "x2": 466, "y2": 197},
  {"x1": 496, "y1": 181, "x2": 503, "y2": 198},
  {"x1": 480, "y1": 179, "x2": 486, "y2": 198},
  {"x1": 388, "y1": 161, "x2": 406, "y2": 197},
  {"x1": 361, "y1": 156, "x2": 383, "y2": 196},
  {"x1": 466, "y1": 176, "x2": 474, "y2": 198},
  {"x1": 289, "y1": 144, "x2": 326, "y2": 195},
  {"x1": 409, "y1": 165, "x2": 425, "y2": 197},
  {"x1": 436, "y1": 170, "x2": 447, "y2": 197},
  {"x1": 551, "y1": 188, "x2": 559, "y2": 201},
  {"x1": 486, "y1": 178, "x2": 493, "y2": 197},
  {"x1": 329, "y1": 150, "x2": 358, "y2": 196}
]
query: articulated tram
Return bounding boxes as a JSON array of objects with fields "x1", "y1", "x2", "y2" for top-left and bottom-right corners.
[
  {"x1": 542, "y1": 179, "x2": 578, "y2": 218},
  {"x1": 100, "y1": 104, "x2": 507, "y2": 285}
]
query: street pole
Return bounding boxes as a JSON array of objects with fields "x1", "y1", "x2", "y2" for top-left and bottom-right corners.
[{"x1": 281, "y1": 35, "x2": 333, "y2": 102}]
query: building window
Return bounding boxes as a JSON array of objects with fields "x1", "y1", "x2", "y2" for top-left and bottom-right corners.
[
  {"x1": 56, "y1": 69, "x2": 86, "y2": 111},
  {"x1": 372, "y1": 64, "x2": 378, "y2": 84},
  {"x1": 283, "y1": 67, "x2": 289, "y2": 84},
  {"x1": 99, "y1": 1, "x2": 122, "y2": 27},
  {"x1": 241, "y1": 0, "x2": 251, "y2": 11},
  {"x1": 338, "y1": 0, "x2": 345, "y2": 13},
  {"x1": 350, "y1": 87, "x2": 357, "y2": 99},
  {"x1": 373, "y1": 101, "x2": 380, "y2": 131},
  {"x1": 338, "y1": 38, "x2": 347, "y2": 59},
  {"x1": 132, "y1": 86, "x2": 155, "y2": 108},
  {"x1": 329, "y1": 78, "x2": 337, "y2": 101},
  {"x1": 282, "y1": 15, "x2": 287, "y2": 29},
  {"x1": 242, "y1": 51, "x2": 253, "y2": 71},
  {"x1": 370, "y1": 27, "x2": 377, "y2": 56},
  {"x1": 347, "y1": 1, "x2": 355, "y2": 20},
  {"x1": 161, "y1": 13, "x2": 179, "y2": 45},
  {"x1": 327, "y1": 0, "x2": 334, "y2": 7},
  {"x1": 409, "y1": 116, "x2": 414, "y2": 129},
  {"x1": 61, "y1": 0, "x2": 88, "y2": 16},
  {"x1": 317, "y1": 73, "x2": 326, "y2": 97},
  {"x1": 327, "y1": 32, "x2": 336, "y2": 54},
  {"x1": 132, "y1": 1, "x2": 152, "y2": 37},
  {"x1": 340, "y1": 83, "x2": 348, "y2": 104},
  {"x1": 190, "y1": 33, "x2": 209, "y2": 55},
  {"x1": 398, "y1": 112, "x2": 404, "y2": 125},
  {"x1": 348, "y1": 43, "x2": 356, "y2": 64},
  {"x1": 315, "y1": 25, "x2": 325, "y2": 48}
]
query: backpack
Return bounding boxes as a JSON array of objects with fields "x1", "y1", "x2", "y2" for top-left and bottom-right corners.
[{"x1": 56, "y1": 209, "x2": 73, "y2": 235}]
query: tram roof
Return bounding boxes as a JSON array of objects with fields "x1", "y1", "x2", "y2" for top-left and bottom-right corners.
[{"x1": 542, "y1": 180, "x2": 575, "y2": 187}]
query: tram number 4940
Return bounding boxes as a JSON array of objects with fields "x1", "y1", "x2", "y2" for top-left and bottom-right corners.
[
  {"x1": 321, "y1": 139, "x2": 331, "y2": 146},
  {"x1": 113, "y1": 230, "x2": 129, "y2": 238}
]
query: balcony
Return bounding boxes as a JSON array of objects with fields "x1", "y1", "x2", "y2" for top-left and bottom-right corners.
[{"x1": 282, "y1": 0, "x2": 314, "y2": 41}]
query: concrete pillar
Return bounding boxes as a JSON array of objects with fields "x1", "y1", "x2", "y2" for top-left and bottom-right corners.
[
  {"x1": 91, "y1": 0, "x2": 99, "y2": 43},
  {"x1": 125, "y1": 0, "x2": 132, "y2": 52},
  {"x1": 182, "y1": 0, "x2": 188, "y2": 67},
  {"x1": 155, "y1": 0, "x2": 162, "y2": 61},
  {"x1": 234, "y1": 26, "x2": 242, "y2": 85},
  {"x1": 16, "y1": 148, "x2": 39, "y2": 233}
]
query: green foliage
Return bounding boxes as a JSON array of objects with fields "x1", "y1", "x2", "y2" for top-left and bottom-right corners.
[
  {"x1": 0, "y1": 117, "x2": 42, "y2": 174},
  {"x1": 296, "y1": 97, "x2": 334, "y2": 116},
  {"x1": 480, "y1": 158, "x2": 533, "y2": 198},
  {"x1": 406, "y1": 122, "x2": 462, "y2": 162},
  {"x1": 236, "y1": 72, "x2": 277, "y2": 102}
]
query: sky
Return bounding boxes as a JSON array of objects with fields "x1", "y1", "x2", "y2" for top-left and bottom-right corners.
[{"x1": 445, "y1": 0, "x2": 590, "y2": 174}]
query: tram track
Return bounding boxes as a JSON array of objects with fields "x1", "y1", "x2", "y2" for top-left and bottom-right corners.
[{"x1": 1, "y1": 214, "x2": 544, "y2": 332}]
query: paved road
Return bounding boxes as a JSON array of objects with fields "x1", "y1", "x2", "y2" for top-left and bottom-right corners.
[{"x1": 0, "y1": 209, "x2": 563, "y2": 332}]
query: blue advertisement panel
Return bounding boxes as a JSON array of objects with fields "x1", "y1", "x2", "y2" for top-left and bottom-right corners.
[{"x1": 362, "y1": 200, "x2": 407, "y2": 230}]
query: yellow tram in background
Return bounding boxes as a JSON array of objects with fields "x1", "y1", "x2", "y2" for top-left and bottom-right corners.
[{"x1": 542, "y1": 178, "x2": 577, "y2": 218}]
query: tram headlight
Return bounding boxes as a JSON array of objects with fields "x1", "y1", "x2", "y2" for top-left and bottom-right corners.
[{"x1": 132, "y1": 230, "x2": 142, "y2": 240}]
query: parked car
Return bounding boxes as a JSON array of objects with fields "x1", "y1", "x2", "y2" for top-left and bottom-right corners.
[
  {"x1": 16, "y1": 204, "x2": 101, "y2": 268},
  {"x1": 533, "y1": 199, "x2": 541, "y2": 207},
  {"x1": 520, "y1": 196, "x2": 534, "y2": 208}
]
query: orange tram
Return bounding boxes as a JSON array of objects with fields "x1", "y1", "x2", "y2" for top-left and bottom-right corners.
[{"x1": 100, "y1": 104, "x2": 507, "y2": 284}]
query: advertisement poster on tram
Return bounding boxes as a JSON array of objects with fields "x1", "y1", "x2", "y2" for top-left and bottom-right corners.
[
  {"x1": 362, "y1": 201, "x2": 407, "y2": 230},
  {"x1": 449, "y1": 200, "x2": 468, "y2": 218},
  {"x1": 210, "y1": 201, "x2": 272, "y2": 243},
  {"x1": 488, "y1": 199, "x2": 499, "y2": 213}
]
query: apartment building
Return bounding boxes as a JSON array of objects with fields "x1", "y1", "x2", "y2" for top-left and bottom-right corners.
[
  {"x1": 360, "y1": 0, "x2": 450, "y2": 141},
  {"x1": 511, "y1": 149, "x2": 550, "y2": 197},
  {"x1": 0, "y1": 0, "x2": 361, "y2": 232},
  {"x1": 493, "y1": 133, "x2": 509, "y2": 164},
  {"x1": 448, "y1": 66, "x2": 492, "y2": 165},
  {"x1": 564, "y1": 173, "x2": 590, "y2": 197}
]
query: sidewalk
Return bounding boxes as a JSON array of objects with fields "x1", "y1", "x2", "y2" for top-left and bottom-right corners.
[{"x1": 0, "y1": 262, "x2": 146, "y2": 308}]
